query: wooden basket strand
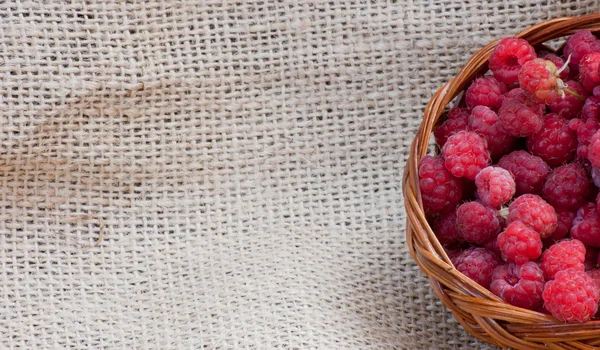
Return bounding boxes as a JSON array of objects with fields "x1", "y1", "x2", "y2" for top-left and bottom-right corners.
[{"x1": 403, "y1": 13, "x2": 600, "y2": 350}]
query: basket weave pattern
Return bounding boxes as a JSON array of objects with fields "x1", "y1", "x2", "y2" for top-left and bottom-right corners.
[{"x1": 403, "y1": 14, "x2": 600, "y2": 350}]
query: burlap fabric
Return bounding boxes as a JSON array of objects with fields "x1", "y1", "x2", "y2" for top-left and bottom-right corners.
[{"x1": 1, "y1": 1, "x2": 599, "y2": 349}]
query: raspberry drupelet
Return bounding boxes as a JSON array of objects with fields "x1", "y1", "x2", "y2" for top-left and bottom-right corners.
[
  {"x1": 543, "y1": 268, "x2": 599, "y2": 322},
  {"x1": 475, "y1": 166, "x2": 516, "y2": 208},
  {"x1": 441, "y1": 131, "x2": 490, "y2": 180},
  {"x1": 526, "y1": 114, "x2": 577, "y2": 167},
  {"x1": 418, "y1": 155, "x2": 463, "y2": 214},
  {"x1": 465, "y1": 76, "x2": 507, "y2": 110},
  {"x1": 490, "y1": 262, "x2": 545, "y2": 310},
  {"x1": 451, "y1": 246, "x2": 502, "y2": 289},
  {"x1": 497, "y1": 150, "x2": 550, "y2": 195},
  {"x1": 456, "y1": 201, "x2": 501, "y2": 244},
  {"x1": 488, "y1": 37, "x2": 536, "y2": 85}
]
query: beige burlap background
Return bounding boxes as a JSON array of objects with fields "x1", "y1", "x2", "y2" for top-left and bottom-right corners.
[{"x1": 1, "y1": 1, "x2": 599, "y2": 349}]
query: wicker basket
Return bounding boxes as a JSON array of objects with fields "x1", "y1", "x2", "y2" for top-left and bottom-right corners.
[{"x1": 402, "y1": 14, "x2": 600, "y2": 350}]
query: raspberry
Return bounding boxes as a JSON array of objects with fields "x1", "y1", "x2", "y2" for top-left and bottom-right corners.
[
  {"x1": 433, "y1": 210, "x2": 460, "y2": 246},
  {"x1": 595, "y1": 85, "x2": 600, "y2": 97},
  {"x1": 542, "y1": 163, "x2": 590, "y2": 211},
  {"x1": 585, "y1": 246, "x2": 599, "y2": 270},
  {"x1": 475, "y1": 166, "x2": 515, "y2": 208},
  {"x1": 548, "y1": 80, "x2": 586, "y2": 119},
  {"x1": 498, "y1": 96, "x2": 544, "y2": 137},
  {"x1": 541, "y1": 239, "x2": 586, "y2": 280},
  {"x1": 433, "y1": 107, "x2": 470, "y2": 147},
  {"x1": 542, "y1": 268, "x2": 599, "y2": 322},
  {"x1": 574, "y1": 202, "x2": 599, "y2": 227},
  {"x1": 571, "y1": 214, "x2": 600, "y2": 247},
  {"x1": 456, "y1": 201, "x2": 501, "y2": 244},
  {"x1": 468, "y1": 106, "x2": 516, "y2": 159},
  {"x1": 587, "y1": 130, "x2": 600, "y2": 168},
  {"x1": 542, "y1": 53, "x2": 570, "y2": 80},
  {"x1": 418, "y1": 155, "x2": 464, "y2": 213},
  {"x1": 465, "y1": 76, "x2": 507, "y2": 110},
  {"x1": 544, "y1": 210, "x2": 576, "y2": 244},
  {"x1": 442, "y1": 131, "x2": 490, "y2": 180},
  {"x1": 497, "y1": 221, "x2": 543, "y2": 264},
  {"x1": 451, "y1": 246, "x2": 502, "y2": 289},
  {"x1": 592, "y1": 167, "x2": 600, "y2": 187},
  {"x1": 563, "y1": 30, "x2": 600, "y2": 73},
  {"x1": 580, "y1": 52, "x2": 600, "y2": 92},
  {"x1": 569, "y1": 118, "x2": 600, "y2": 158},
  {"x1": 498, "y1": 150, "x2": 550, "y2": 195},
  {"x1": 526, "y1": 114, "x2": 577, "y2": 167},
  {"x1": 489, "y1": 37, "x2": 536, "y2": 85},
  {"x1": 507, "y1": 194, "x2": 557, "y2": 238},
  {"x1": 587, "y1": 269, "x2": 600, "y2": 291},
  {"x1": 490, "y1": 262, "x2": 545, "y2": 310},
  {"x1": 582, "y1": 96, "x2": 600, "y2": 121},
  {"x1": 518, "y1": 58, "x2": 560, "y2": 104}
]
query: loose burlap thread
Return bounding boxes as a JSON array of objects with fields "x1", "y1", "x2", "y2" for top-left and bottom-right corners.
[{"x1": 1, "y1": 1, "x2": 599, "y2": 349}]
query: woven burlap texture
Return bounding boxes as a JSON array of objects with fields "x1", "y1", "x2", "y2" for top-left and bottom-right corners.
[{"x1": 1, "y1": 1, "x2": 599, "y2": 349}]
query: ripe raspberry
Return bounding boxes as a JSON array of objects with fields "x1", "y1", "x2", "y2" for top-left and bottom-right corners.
[
  {"x1": 433, "y1": 210, "x2": 461, "y2": 246},
  {"x1": 542, "y1": 268, "x2": 599, "y2": 322},
  {"x1": 571, "y1": 214, "x2": 600, "y2": 247},
  {"x1": 465, "y1": 76, "x2": 507, "y2": 110},
  {"x1": 518, "y1": 58, "x2": 560, "y2": 103},
  {"x1": 587, "y1": 130, "x2": 600, "y2": 168},
  {"x1": 498, "y1": 150, "x2": 550, "y2": 195},
  {"x1": 442, "y1": 131, "x2": 490, "y2": 180},
  {"x1": 574, "y1": 202, "x2": 599, "y2": 227},
  {"x1": 468, "y1": 106, "x2": 516, "y2": 159},
  {"x1": 563, "y1": 30, "x2": 600, "y2": 73},
  {"x1": 489, "y1": 37, "x2": 537, "y2": 85},
  {"x1": 594, "y1": 85, "x2": 600, "y2": 97},
  {"x1": 542, "y1": 53, "x2": 570, "y2": 80},
  {"x1": 541, "y1": 239, "x2": 586, "y2": 280},
  {"x1": 497, "y1": 221, "x2": 543, "y2": 264},
  {"x1": 548, "y1": 80, "x2": 586, "y2": 119},
  {"x1": 433, "y1": 107, "x2": 470, "y2": 147},
  {"x1": 490, "y1": 262, "x2": 545, "y2": 310},
  {"x1": 542, "y1": 163, "x2": 590, "y2": 211},
  {"x1": 456, "y1": 201, "x2": 501, "y2": 244},
  {"x1": 507, "y1": 194, "x2": 557, "y2": 238},
  {"x1": 587, "y1": 269, "x2": 600, "y2": 290},
  {"x1": 451, "y1": 246, "x2": 502, "y2": 289},
  {"x1": 418, "y1": 155, "x2": 464, "y2": 213},
  {"x1": 580, "y1": 52, "x2": 600, "y2": 92},
  {"x1": 498, "y1": 96, "x2": 544, "y2": 137},
  {"x1": 475, "y1": 166, "x2": 515, "y2": 208},
  {"x1": 582, "y1": 96, "x2": 600, "y2": 121},
  {"x1": 544, "y1": 210, "x2": 576, "y2": 244},
  {"x1": 526, "y1": 114, "x2": 577, "y2": 167},
  {"x1": 569, "y1": 118, "x2": 600, "y2": 158}
]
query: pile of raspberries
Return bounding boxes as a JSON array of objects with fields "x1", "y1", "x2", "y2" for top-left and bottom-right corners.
[{"x1": 420, "y1": 31, "x2": 600, "y2": 323}]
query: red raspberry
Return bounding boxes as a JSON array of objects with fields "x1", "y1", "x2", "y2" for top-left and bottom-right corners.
[
  {"x1": 542, "y1": 163, "x2": 590, "y2": 211},
  {"x1": 475, "y1": 166, "x2": 515, "y2": 208},
  {"x1": 587, "y1": 130, "x2": 600, "y2": 168},
  {"x1": 468, "y1": 106, "x2": 516, "y2": 159},
  {"x1": 587, "y1": 269, "x2": 600, "y2": 291},
  {"x1": 518, "y1": 58, "x2": 559, "y2": 103},
  {"x1": 507, "y1": 194, "x2": 557, "y2": 238},
  {"x1": 541, "y1": 239, "x2": 586, "y2": 280},
  {"x1": 442, "y1": 131, "x2": 490, "y2": 180},
  {"x1": 595, "y1": 86, "x2": 600, "y2": 97},
  {"x1": 544, "y1": 210, "x2": 576, "y2": 245},
  {"x1": 574, "y1": 202, "x2": 599, "y2": 227},
  {"x1": 497, "y1": 221, "x2": 543, "y2": 264},
  {"x1": 569, "y1": 118, "x2": 600, "y2": 158},
  {"x1": 585, "y1": 246, "x2": 599, "y2": 270},
  {"x1": 456, "y1": 201, "x2": 501, "y2": 244},
  {"x1": 548, "y1": 80, "x2": 586, "y2": 119},
  {"x1": 526, "y1": 114, "x2": 577, "y2": 167},
  {"x1": 465, "y1": 76, "x2": 507, "y2": 110},
  {"x1": 542, "y1": 268, "x2": 599, "y2": 322},
  {"x1": 580, "y1": 52, "x2": 600, "y2": 92},
  {"x1": 582, "y1": 96, "x2": 600, "y2": 121},
  {"x1": 433, "y1": 210, "x2": 460, "y2": 246},
  {"x1": 451, "y1": 246, "x2": 502, "y2": 289},
  {"x1": 571, "y1": 215, "x2": 600, "y2": 247},
  {"x1": 418, "y1": 155, "x2": 463, "y2": 213},
  {"x1": 489, "y1": 37, "x2": 536, "y2": 85},
  {"x1": 497, "y1": 150, "x2": 550, "y2": 195},
  {"x1": 433, "y1": 107, "x2": 470, "y2": 147},
  {"x1": 563, "y1": 30, "x2": 600, "y2": 73},
  {"x1": 498, "y1": 96, "x2": 544, "y2": 137},
  {"x1": 490, "y1": 262, "x2": 545, "y2": 310},
  {"x1": 542, "y1": 53, "x2": 570, "y2": 80}
]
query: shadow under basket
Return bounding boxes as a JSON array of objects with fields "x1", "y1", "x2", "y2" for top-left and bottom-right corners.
[{"x1": 402, "y1": 14, "x2": 600, "y2": 350}]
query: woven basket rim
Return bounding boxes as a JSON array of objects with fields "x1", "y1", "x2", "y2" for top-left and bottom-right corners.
[{"x1": 403, "y1": 13, "x2": 600, "y2": 350}]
